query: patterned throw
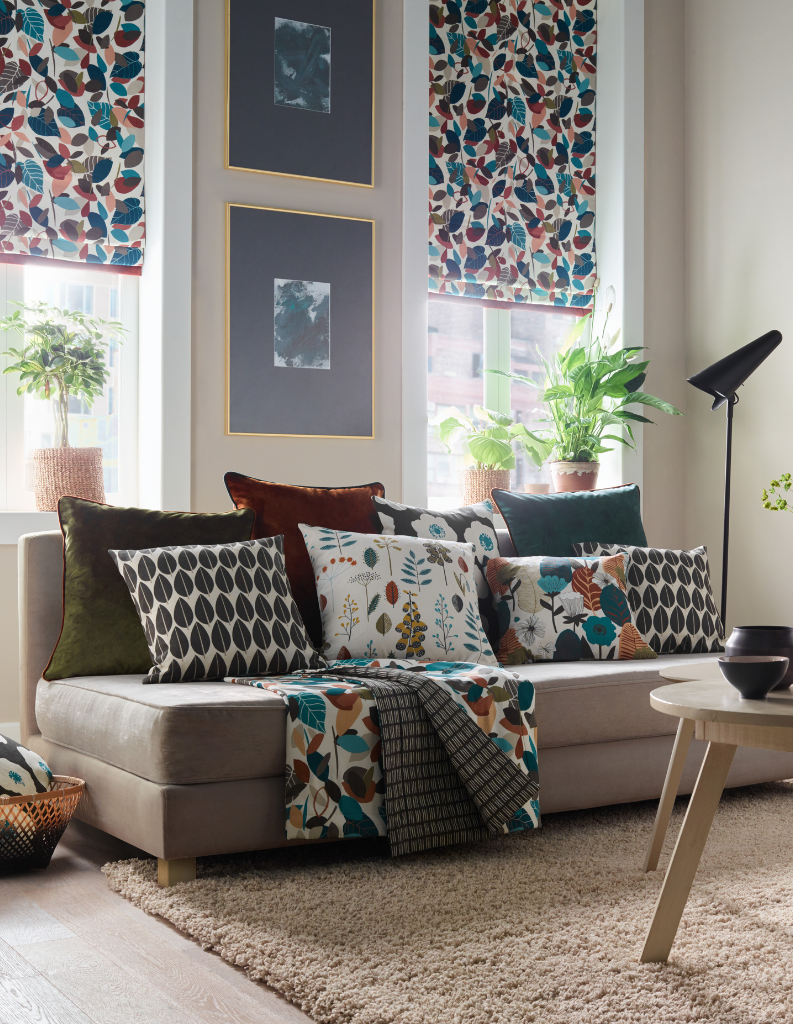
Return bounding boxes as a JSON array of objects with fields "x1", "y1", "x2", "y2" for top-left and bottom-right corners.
[{"x1": 232, "y1": 658, "x2": 540, "y2": 856}]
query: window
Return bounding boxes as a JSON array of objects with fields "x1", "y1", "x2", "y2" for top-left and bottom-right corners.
[
  {"x1": 0, "y1": 263, "x2": 139, "y2": 511},
  {"x1": 427, "y1": 298, "x2": 581, "y2": 507}
]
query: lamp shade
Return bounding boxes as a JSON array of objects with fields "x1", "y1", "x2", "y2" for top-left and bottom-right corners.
[{"x1": 687, "y1": 330, "x2": 782, "y2": 410}]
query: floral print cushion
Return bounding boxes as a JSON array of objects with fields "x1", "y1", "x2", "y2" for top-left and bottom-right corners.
[
  {"x1": 299, "y1": 525, "x2": 498, "y2": 665},
  {"x1": 371, "y1": 496, "x2": 500, "y2": 645},
  {"x1": 487, "y1": 553, "x2": 657, "y2": 664}
]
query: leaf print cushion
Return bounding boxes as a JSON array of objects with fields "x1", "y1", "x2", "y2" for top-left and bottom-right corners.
[
  {"x1": 299, "y1": 525, "x2": 498, "y2": 665},
  {"x1": 487, "y1": 553, "x2": 657, "y2": 665},
  {"x1": 371, "y1": 496, "x2": 500, "y2": 645}
]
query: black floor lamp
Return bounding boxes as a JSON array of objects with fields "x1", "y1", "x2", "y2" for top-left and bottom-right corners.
[{"x1": 687, "y1": 330, "x2": 782, "y2": 627}]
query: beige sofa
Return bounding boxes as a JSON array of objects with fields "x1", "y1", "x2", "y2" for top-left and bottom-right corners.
[{"x1": 19, "y1": 529, "x2": 793, "y2": 884}]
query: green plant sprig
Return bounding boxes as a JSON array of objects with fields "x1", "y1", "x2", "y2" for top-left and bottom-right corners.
[
  {"x1": 436, "y1": 405, "x2": 537, "y2": 471},
  {"x1": 485, "y1": 291, "x2": 683, "y2": 466},
  {"x1": 762, "y1": 473, "x2": 793, "y2": 513},
  {"x1": 0, "y1": 301, "x2": 125, "y2": 448}
]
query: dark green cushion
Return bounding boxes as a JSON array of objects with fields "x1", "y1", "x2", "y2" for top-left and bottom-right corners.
[
  {"x1": 44, "y1": 497, "x2": 256, "y2": 680},
  {"x1": 492, "y1": 484, "x2": 647, "y2": 558}
]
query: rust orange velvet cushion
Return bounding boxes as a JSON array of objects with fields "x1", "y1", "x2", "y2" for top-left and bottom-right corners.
[{"x1": 224, "y1": 473, "x2": 385, "y2": 646}]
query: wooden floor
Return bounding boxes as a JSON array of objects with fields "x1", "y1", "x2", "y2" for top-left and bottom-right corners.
[{"x1": 0, "y1": 820, "x2": 313, "y2": 1024}]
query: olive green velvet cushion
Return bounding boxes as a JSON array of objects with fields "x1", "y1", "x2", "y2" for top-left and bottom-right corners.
[
  {"x1": 43, "y1": 498, "x2": 256, "y2": 681},
  {"x1": 491, "y1": 484, "x2": 647, "y2": 558}
]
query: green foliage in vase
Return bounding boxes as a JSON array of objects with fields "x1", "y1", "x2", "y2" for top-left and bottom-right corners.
[
  {"x1": 485, "y1": 290, "x2": 683, "y2": 465},
  {"x1": 762, "y1": 473, "x2": 793, "y2": 513},
  {"x1": 0, "y1": 301, "x2": 125, "y2": 447},
  {"x1": 436, "y1": 405, "x2": 539, "y2": 471}
]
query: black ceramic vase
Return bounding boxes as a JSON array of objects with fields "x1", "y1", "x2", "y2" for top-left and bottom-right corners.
[{"x1": 724, "y1": 626, "x2": 793, "y2": 689}]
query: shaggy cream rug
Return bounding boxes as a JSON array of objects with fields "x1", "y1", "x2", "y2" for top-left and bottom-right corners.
[{"x1": 104, "y1": 782, "x2": 793, "y2": 1024}]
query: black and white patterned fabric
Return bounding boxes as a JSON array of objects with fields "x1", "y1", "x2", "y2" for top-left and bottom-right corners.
[
  {"x1": 571, "y1": 542, "x2": 724, "y2": 654},
  {"x1": 372, "y1": 496, "x2": 499, "y2": 639},
  {"x1": 109, "y1": 536, "x2": 325, "y2": 683},
  {"x1": 0, "y1": 734, "x2": 52, "y2": 797}
]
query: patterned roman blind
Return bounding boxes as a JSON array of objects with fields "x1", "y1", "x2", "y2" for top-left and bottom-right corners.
[
  {"x1": 0, "y1": 0, "x2": 144, "y2": 269},
  {"x1": 429, "y1": 1, "x2": 596, "y2": 308}
]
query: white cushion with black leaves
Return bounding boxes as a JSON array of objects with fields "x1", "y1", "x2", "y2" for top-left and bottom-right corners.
[
  {"x1": 109, "y1": 536, "x2": 324, "y2": 683},
  {"x1": 571, "y1": 542, "x2": 724, "y2": 654},
  {"x1": 0, "y1": 734, "x2": 53, "y2": 797}
]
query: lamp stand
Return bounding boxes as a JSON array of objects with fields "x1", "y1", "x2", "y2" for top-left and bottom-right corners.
[{"x1": 720, "y1": 393, "x2": 738, "y2": 629}]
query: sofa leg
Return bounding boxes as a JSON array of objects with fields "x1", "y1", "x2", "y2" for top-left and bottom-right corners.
[{"x1": 157, "y1": 857, "x2": 196, "y2": 887}]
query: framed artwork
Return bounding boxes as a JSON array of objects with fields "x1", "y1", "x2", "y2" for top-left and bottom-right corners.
[
  {"x1": 226, "y1": 204, "x2": 375, "y2": 439},
  {"x1": 225, "y1": 0, "x2": 375, "y2": 187}
]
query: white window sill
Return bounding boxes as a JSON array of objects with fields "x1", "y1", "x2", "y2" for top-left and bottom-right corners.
[{"x1": 0, "y1": 511, "x2": 59, "y2": 545}]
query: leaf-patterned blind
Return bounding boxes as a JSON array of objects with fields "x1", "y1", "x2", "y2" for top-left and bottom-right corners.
[
  {"x1": 429, "y1": 1, "x2": 596, "y2": 308},
  {"x1": 0, "y1": 0, "x2": 144, "y2": 269}
]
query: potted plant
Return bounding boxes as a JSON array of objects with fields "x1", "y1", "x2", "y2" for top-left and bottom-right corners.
[
  {"x1": 437, "y1": 405, "x2": 536, "y2": 505},
  {"x1": 0, "y1": 302, "x2": 125, "y2": 511},
  {"x1": 487, "y1": 292, "x2": 683, "y2": 492}
]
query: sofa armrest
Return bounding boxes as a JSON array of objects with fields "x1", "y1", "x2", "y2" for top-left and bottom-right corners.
[{"x1": 18, "y1": 530, "x2": 63, "y2": 744}]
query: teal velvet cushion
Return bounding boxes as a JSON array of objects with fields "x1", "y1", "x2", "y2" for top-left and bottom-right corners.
[
  {"x1": 492, "y1": 484, "x2": 647, "y2": 558},
  {"x1": 44, "y1": 497, "x2": 256, "y2": 681}
]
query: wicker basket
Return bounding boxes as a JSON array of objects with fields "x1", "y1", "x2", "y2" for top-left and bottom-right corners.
[
  {"x1": 32, "y1": 447, "x2": 105, "y2": 511},
  {"x1": 0, "y1": 776, "x2": 85, "y2": 871},
  {"x1": 460, "y1": 467, "x2": 511, "y2": 506}
]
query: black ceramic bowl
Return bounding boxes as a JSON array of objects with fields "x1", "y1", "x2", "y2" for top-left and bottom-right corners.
[{"x1": 718, "y1": 656, "x2": 790, "y2": 700}]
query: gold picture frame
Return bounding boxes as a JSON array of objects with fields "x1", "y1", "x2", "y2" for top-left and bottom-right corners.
[
  {"x1": 225, "y1": 0, "x2": 376, "y2": 188},
  {"x1": 225, "y1": 202, "x2": 375, "y2": 439}
]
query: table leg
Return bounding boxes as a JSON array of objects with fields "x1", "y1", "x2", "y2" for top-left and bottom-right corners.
[
  {"x1": 641, "y1": 740, "x2": 736, "y2": 963},
  {"x1": 644, "y1": 717, "x2": 695, "y2": 872}
]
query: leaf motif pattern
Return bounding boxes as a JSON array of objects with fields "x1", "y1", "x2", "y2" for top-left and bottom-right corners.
[
  {"x1": 571, "y1": 566, "x2": 601, "y2": 611},
  {"x1": 429, "y1": 1, "x2": 596, "y2": 307},
  {"x1": 0, "y1": 0, "x2": 145, "y2": 267},
  {"x1": 235, "y1": 658, "x2": 540, "y2": 843}
]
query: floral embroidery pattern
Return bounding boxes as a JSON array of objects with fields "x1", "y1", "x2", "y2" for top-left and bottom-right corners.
[
  {"x1": 429, "y1": 0, "x2": 596, "y2": 307},
  {"x1": 301, "y1": 524, "x2": 498, "y2": 665},
  {"x1": 233, "y1": 658, "x2": 540, "y2": 843},
  {"x1": 488, "y1": 552, "x2": 657, "y2": 663},
  {"x1": 0, "y1": 0, "x2": 145, "y2": 267}
]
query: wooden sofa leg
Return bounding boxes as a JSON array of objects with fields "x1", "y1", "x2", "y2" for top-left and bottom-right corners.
[{"x1": 157, "y1": 857, "x2": 196, "y2": 887}]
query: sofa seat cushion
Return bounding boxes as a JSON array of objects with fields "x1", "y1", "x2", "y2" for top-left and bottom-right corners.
[
  {"x1": 510, "y1": 653, "x2": 719, "y2": 749},
  {"x1": 35, "y1": 654, "x2": 720, "y2": 785},
  {"x1": 35, "y1": 676, "x2": 287, "y2": 785}
]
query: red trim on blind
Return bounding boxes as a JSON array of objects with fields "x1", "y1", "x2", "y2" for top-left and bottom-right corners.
[
  {"x1": 428, "y1": 291, "x2": 588, "y2": 317},
  {"x1": 0, "y1": 253, "x2": 142, "y2": 277}
]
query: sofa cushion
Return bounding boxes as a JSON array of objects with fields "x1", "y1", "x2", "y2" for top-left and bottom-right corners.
[
  {"x1": 44, "y1": 497, "x2": 256, "y2": 681},
  {"x1": 35, "y1": 654, "x2": 719, "y2": 786},
  {"x1": 224, "y1": 473, "x2": 385, "y2": 647},
  {"x1": 35, "y1": 676, "x2": 287, "y2": 785}
]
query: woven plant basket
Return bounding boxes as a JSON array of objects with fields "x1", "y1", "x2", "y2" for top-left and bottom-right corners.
[
  {"x1": 32, "y1": 447, "x2": 105, "y2": 511},
  {"x1": 460, "y1": 467, "x2": 511, "y2": 506},
  {"x1": 0, "y1": 776, "x2": 84, "y2": 871}
]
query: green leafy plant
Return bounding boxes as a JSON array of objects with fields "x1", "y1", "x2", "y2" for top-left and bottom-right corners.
[
  {"x1": 762, "y1": 474, "x2": 793, "y2": 513},
  {"x1": 436, "y1": 405, "x2": 539, "y2": 470},
  {"x1": 0, "y1": 301, "x2": 125, "y2": 448},
  {"x1": 485, "y1": 294, "x2": 683, "y2": 466}
]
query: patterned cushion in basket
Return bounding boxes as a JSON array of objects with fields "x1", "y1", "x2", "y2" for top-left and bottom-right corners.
[{"x1": 0, "y1": 735, "x2": 53, "y2": 797}]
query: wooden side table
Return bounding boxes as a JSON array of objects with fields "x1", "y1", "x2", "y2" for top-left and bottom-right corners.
[{"x1": 640, "y1": 665, "x2": 793, "y2": 963}]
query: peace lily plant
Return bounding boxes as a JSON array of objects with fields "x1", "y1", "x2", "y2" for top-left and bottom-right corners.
[{"x1": 487, "y1": 287, "x2": 683, "y2": 491}]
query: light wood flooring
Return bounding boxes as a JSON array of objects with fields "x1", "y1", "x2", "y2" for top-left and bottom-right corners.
[{"x1": 0, "y1": 820, "x2": 313, "y2": 1024}]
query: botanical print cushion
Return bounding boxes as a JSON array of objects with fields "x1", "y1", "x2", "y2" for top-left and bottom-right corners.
[
  {"x1": 486, "y1": 553, "x2": 657, "y2": 664},
  {"x1": 109, "y1": 537, "x2": 324, "y2": 683},
  {"x1": 372, "y1": 496, "x2": 500, "y2": 641},
  {"x1": 299, "y1": 525, "x2": 498, "y2": 665},
  {"x1": 0, "y1": 734, "x2": 53, "y2": 797},
  {"x1": 571, "y1": 543, "x2": 724, "y2": 654}
]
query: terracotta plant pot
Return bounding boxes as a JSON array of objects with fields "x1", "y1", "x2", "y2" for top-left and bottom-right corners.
[
  {"x1": 550, "y1": 461, "x2": 600, "y2": 493},
  {"x1": 31, "y1": 447, "x2": 105, "y2": 511},
  {"x1": 460, "y1": 467, "x2": 511, "y2": 506}
]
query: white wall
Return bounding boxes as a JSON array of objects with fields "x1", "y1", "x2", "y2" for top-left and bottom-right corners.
[
  {"x1": 685, "y1": 0, "x2": 793, "y2": 631},
  {"x1": 191, "y1": 0, "x2": 404, "y2": 513}
]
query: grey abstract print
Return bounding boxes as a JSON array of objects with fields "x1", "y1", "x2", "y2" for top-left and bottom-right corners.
[
  {"x1": 274, "y1": 279, "x2": 331, "y2": 369},
  {"x1": 274, "y1": 18, "x2": 331, "y2": 114}
]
